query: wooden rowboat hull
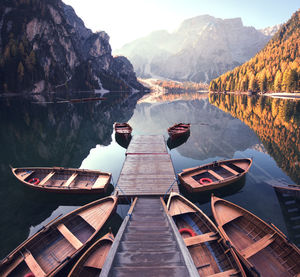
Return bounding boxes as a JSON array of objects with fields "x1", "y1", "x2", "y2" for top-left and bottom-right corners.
[
  {"x1": 168, "y1": 123, "x2": 190, "y2": 139},
  {"x1": 114, "y1": 123, "x2": 132, "y2": 139},
  {"x1": 167, "y1": 192, "x2": 246, "y2": 277},
  {"x1": 0, "y1": 196, "x2": 117, "y2": 277},
  {"x1": 211, "y1": 196, "x2": 300, "y2": 277},
  {"x1": 11, "y1": 167, "x2": 111, "y2": 194},
  {"x1": 68, "y1": 232, "x2": 114, "y2": 277},
  {"x1": 178, "y1": 158, "x2": 252, "y2": 193}
]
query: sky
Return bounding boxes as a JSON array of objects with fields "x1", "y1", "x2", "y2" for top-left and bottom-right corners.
[{"x1": 63, "y1": 0, "x2": 299, "y2": 50}]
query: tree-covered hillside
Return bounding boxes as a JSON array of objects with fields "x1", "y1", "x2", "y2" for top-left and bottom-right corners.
[{"x1": 209, "y1": 10, "x2": 300, "y2": 93}]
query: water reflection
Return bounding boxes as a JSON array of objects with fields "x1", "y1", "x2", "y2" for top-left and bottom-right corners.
[
  {"x1": 0, "y1": 91, "x2": 143, "y2": 258},
  {"x1": 1, "y1": 90, "x2": 299, "y2": 258},
  {"x1": 209, "y1": 94, "x2": 300, "y2": 185}
]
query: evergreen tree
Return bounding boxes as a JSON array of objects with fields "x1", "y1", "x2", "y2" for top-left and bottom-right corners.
[{"x1": 274, "y1": 70, "x2": 282, "y2": 92}]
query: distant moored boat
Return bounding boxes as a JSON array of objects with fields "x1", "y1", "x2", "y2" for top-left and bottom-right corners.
[
  {"x1": 114, "y1": 122, "x2": 132, "y2": 139},
  {"x1": 167, "y1": 123, "x2": 190, "y2": 139}
]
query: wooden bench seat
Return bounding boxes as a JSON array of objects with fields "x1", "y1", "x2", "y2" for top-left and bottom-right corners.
[
  {"x1": 62, "y1": 173, "x2": 78, "y2": 187},
  {"x1": 208, "y1": 170, "x2": 224, "y2": 181},
  {"x1": 92, "y1": 175, "x2": 109, "y2": 189},
  {"x1": 39, "y1": 171, "x2": 55, "y2": 186},
  {"x1": 220, "y1": 164, "x2": 239, "y2": 175},
  {"x1": 24, "y1": 251, "x2": 46, "y2": 277},
  {"x1": 57, "y1": 224, "x2": 83, "y2": 250},
  {"x1": 241, "y1": 233, "x2": 275, "y2": 259},
  {"x1": 207, "y1": 269, "x2": 238, "y2": 277},
  {"x1": 184, "y1": 232, "x2": 218, "y2": 246}
]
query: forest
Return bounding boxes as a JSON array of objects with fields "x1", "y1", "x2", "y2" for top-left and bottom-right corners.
[{"x1": 209, "y1": 10, "x2": 300, "y2": 93}]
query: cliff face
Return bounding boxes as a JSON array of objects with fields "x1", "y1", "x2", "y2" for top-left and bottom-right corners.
[
  {"x1": 0, "y1": 0, "x2": 144, "y2": 93},
  {"x1": 115, "y1": 15, "x2": 271, "y2": 83}
]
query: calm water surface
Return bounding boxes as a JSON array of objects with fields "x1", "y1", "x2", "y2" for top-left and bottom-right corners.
[{"x1": 0, "y1": 91, "x2": 299, "y2": 259}]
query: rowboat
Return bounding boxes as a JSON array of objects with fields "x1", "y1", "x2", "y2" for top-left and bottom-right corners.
[
  {"x1": 178, "y1": 158, "x2": 252, "y2": 193},
  {"x1": 273, "y1": 184, "x2": 300, "y2": 199},
  {"x1": 0, "y1": 196, "x2": 117, "y2": 277},
  {"x1": 168, "y1": 123, "x2": 190, "y2": 139},
  {"x1": 68, "y1": 232, "x2": 114, "y2": 277},
  {"x1": 211, "y1": 196, "x2": 300, "y2": 277},
  {"x1": 114, "y1": 122, "x2": 132, "y2": 139},
  {"x1": 11, "y1": 167, "x2": 111, "y2": 193},
  {"x1": 167, "y1": 192, "x2": 246, "y2": 277}
]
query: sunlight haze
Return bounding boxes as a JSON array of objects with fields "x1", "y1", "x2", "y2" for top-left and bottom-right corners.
[{"x1": 63, "y1": 0, "x2": 299, "y2": 50}]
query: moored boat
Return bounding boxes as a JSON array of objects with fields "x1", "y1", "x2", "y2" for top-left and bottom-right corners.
[
  {"x1": 0, "y1": 196, "x2": 118, "y2": 277},
  {"x1": 211, "y1": 195, "x2": 300, "y2": 277},
  {"x1": 167, "y1": 123, "x2": 190, "y2": 139},
  {"x1": 68, "y1": 232, "x2": 114, "y2": 277},
  {"x1": 178, "y1": 158, "x2": 252, "y2": 193},
  {"x1": 167, "y1": 192, "x2": 246, "y2": 277},
  {"x1": 11, "y1": 167, "x2": 111, "y2": 193},
  {"x1": 273, "y1": 184, "x2": 300, "y2": 199},
  {"x1": 114, "y1": 123, "x2": 132, "y2": 139}
]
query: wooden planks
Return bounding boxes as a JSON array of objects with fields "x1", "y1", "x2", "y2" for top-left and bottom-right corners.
[
  {"x1": 184, "y1": 232, "x2": 218, "y2": 247},
  {"x1": 241, "y1": 233, "x2": 275, "y2": 259},
  {"x1": 92, "y1": 175, "x2": 110, "y2": 189},
  {"x1": 62, "y1": 173, "x2": 78, "y2": 187},
  {"x1": 57, "y1": 224, "x2": 83, "y2": 250},
  {"x1": 24, "y1": 251, "x2": 46, "y2": 277},
  {"x1": 220, "y1": 164, "x2": 239, "y2": 175},
  {"x1": 38, "y1": 171, "x2": 55, "y2": 186},
  {"x1": 126, "y1": 135, "x2": 167, "y2": 154},
  {"x1": 116, "y1": 135, "x2": 179, "y2": 197}
]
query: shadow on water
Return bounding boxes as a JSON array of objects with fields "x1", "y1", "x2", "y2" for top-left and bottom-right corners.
[
  {"x1": 115, "y1": 133, "x2": 132, "y2": 149},
  {"x1": 167, "y1": 133, "x2": 190, "y2": 150}
]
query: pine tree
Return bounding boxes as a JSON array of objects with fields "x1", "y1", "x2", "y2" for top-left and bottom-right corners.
[{"x1": 274, "y1": 70, "x2": 282, "y2": 92}]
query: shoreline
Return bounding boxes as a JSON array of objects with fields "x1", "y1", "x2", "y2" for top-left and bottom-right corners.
[{"x1": 210, "y1": 91, "x2": 300, "y2": 99}]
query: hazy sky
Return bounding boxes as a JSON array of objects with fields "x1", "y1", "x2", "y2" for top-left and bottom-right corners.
[{"x1": 63, "y1": 0, "x2": 299, "y2": 50}]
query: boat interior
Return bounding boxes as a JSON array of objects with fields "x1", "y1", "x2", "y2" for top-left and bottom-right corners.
[
  {"x1": 15, "y1": 168, "x2": 109, "y2": 189},
  {"x1": 169, "y1": 197, "x2": 240, "y2": 277},
  {"x1": 4, "y1": 214, "x2": 96, "y2": 277},
  {"x1": 3, "y1": 199, "x2": 115, "y2": 277},
  {"x1": 71, "y1": 239, "x2": 113, "y2": 277},
  {"x1": 190, "y1": 160, "x2": 249, "y2": 184},
  {"x1": 215, "y1": 201, "x2": 300, "y2": 276}
]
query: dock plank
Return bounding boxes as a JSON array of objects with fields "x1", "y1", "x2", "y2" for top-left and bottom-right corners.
[{"x1": 116, "y1": 135, "x2": 179, "y2": 198}]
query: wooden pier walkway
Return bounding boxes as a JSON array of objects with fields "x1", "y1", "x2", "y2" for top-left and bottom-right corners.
[
  {"x1": 116, "y1": 135, "x2": 179, "y2": 199},
  {"x1": 100, "y1": 197, "x2": 198, "y2": 277}
]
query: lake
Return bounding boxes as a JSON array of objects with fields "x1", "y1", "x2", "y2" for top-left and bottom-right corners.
[{"x1": 0, "y1": 90, "x2": 299, "y2": 260}]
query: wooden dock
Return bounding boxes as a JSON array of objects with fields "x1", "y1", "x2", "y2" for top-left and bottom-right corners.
[
  {"x1": 116, "y1": 135, "x2": 179, "y2": 199},
  {"x1": 100, "y1": 197, "x2": 198, "y2": 277}
]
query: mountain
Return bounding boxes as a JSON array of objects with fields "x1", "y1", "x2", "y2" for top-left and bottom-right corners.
[
  {"x1": 115, "y1": 15, "x2": 271, "y2": 83},
  {"x1": 0, "y1": 0, "x2": 145, "y2": 93},
  {"x1": 260, "y1": 24, "x2": 281, "y2": 36},
  {"x1": 209, "y1": 10, "x2": 300, "y2": 93}
]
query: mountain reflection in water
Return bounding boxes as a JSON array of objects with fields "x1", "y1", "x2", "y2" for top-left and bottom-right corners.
[{"x1": 0, "y1": 91, "x2": 299, "y2": 259}]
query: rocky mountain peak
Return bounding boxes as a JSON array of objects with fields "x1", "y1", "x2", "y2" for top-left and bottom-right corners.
[{"x1": 0, "y1": 0, "x2": 144, "y2": 93}]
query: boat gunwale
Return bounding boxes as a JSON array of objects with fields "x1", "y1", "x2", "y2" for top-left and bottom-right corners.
[
  {"x1": 211, "y1": 195, "x2": 300, "y2": 276},
  {"x1": 67, "y1": 232, "x2": 114, "y2": 277},
  {"x1": 167, "y1": 192, "x2": 246, "y2": 277},
  {"x1": 0, "y1": 196, "x2": 117, "y2": 276},
  {"x1": 11, "y1": 167, "x2": 112, "y2": 193},
  {"x1": 178, "y1": 158, "x2": 252, "y2": 192}
]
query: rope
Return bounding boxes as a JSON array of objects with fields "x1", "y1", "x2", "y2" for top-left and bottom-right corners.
[{"x1": 163, "y1": 178, "x2": 178, "y2": 201}]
